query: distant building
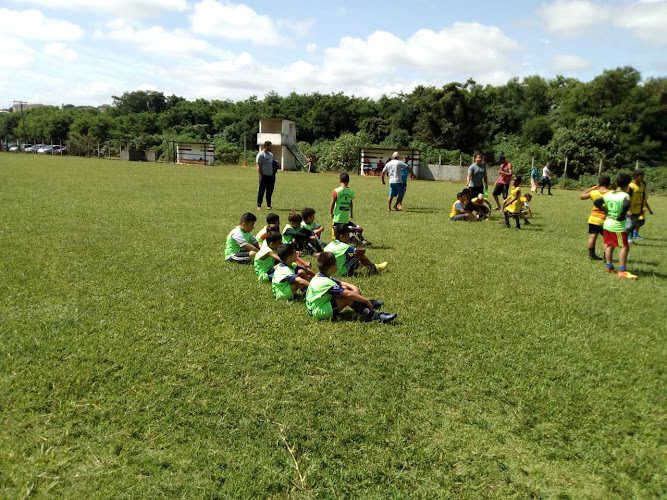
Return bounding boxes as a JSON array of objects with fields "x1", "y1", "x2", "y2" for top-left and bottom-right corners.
[
  {"x1": 257, "y1": 118, "x2": 299, "y2": 171},
  {"x1": 175, "y1": 142, "x2": 215, "y2": 166},
  {"x1": 12, "y1": 103, "x2": 43, "y2": 113}
]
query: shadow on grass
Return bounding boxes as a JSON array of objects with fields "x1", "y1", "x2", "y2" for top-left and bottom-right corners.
[
  {"x1": 634, "y1": 269, "x2": 667, "y2": 279},
  {"x1": 631, "y1": 260, "x2": 660, "y2": 267},
  {"x1": 403, "y1": 207, "x2": 440, "y2": 213}
]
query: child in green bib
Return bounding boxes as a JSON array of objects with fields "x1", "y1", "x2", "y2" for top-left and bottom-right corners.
[
  {"x1": 272, "y1": 244, "x2": 313, "y2": 301},
  {"x1": 323, "y1": 224, "x2": 388, "y2": 277},
  {"x1": 329, "y1": 172, "x2": 370, "y2": 245},
  {"x1": 305, "y1": 252, "x2": 397, "y2": 323},
  {"x1": 254, "y1": 231, "x2": 282, "y2": 282}
]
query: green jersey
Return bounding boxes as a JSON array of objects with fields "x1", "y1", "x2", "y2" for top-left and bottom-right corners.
[
  {"x1": 254, "y1": 241, "x2": 275, "y2": 282},
  {"x1": 602, "y1": 191, "x2": 630, "y2": 232},
  {"x1": 323, "y1": 239, "x2": 352, "y2": 277},
  {"x1": 282, "y1": 224, "x2": 304, "y2": 244},
  {"x1": 272, "y1": 263, "x2": 297, "y2": 300},
  {"x1": 225, "y1": 226, "x2": 257, "y2": 260},
  {"x1": 333, "y1": 186, "x2": 354, "y2": 224},
  {"x1": 306, "y1": 275, "x2": 337, "y2": 319}
]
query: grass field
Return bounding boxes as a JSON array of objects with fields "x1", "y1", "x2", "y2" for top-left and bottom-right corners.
[{"x1": 1, "y1": 153, "x2": 666, "y2": 499}]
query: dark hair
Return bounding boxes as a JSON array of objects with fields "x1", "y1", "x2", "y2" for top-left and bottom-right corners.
[
  {"x1": 266, "y1": 212, "x2": 280, "y2": 224},
  {"x1": 334, "y1": 223, "x2": 349, "y2": 238},
  {"x1": 266, "y1": 224, "x2": 280, "y2": 233},
  {"x1": 317, "y1": 251, "x2": 337, "y2": 271},
  {"x1": 240, "y1": 212, "x2": 257, "y2": 224},
  {"x1": 266, "y1": 231, "x2": 282, "y2": 245},
  {"x1": 524, "y1": 193, "x2": 532, "y2": 200},
  {"x1": 301, "y1": 207, "x2": 316, "y2": 220},
  {"x1": 616, "y1": 173, "x2": 632, "y2": 189},
  {"x1": 263, "y1": 141, "x2": 272, "y2": 148},
  {"x1": 288, "y1": 211, "x2": 302, "y2": 224},
  {"x1": 456, "y1": 192, "x2": 463, "y2": 198},
  {"x1": 633, "y1": 169, "x2": 644, "y2": 179},
  {"x1": 339, "y1": 172, "x2": 350, "y2": 183},
  {"x1": 277, "y1": 243, "x2": 296, "y2": 261},
  {"x1": 462, "y1": 187, "x2": 471, "y2": 195},
  {"x1": 513, "y1": 175, "x2": 523, "y2": 184},
  {"x1": 598, "y1": 174, "x2": 611, "y2": 188}
]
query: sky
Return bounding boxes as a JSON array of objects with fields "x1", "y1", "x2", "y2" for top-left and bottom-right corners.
[{"x1": 1, "y1": 0, "x2": 666, "y2": 108}]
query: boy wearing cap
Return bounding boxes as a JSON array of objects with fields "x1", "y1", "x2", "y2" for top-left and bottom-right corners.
[
  {"x1": 381, "y1": 151, "x2": 408, "y2": 211},
  {"x1": 492, "y1": 155, "x2": 512, "y2": 210}
]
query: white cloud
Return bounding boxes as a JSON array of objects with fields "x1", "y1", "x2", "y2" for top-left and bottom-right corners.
[
  {"x1": 0, "y1": 35, "x2": 35, "y2": 69},
  {"x1": 549, "y1": 54, "x2": 594, "y2": 73},
  {"x1": 13, "y1": 0, "x2": 187, "y2": 16},
  {"x1": 190, "y1": 0, "x2": 312, "y2": 46},
  {"x1": 306, "y1": 43, "x2": 317, "y2": 53},
  {"x1": 44, "y1": 43, "x2": 78, "y2": 62},
  {"x1": 321, "y1": 23, "x2": 525, "y2": 86},
  {"x1": 96, "y1": 22, "x2": 213, "y2": 58},
  {"x1": 539, "y1": 0, "x2": 611, "y2": 38},
  {"x1": 615, "y1": 1, "x2": 667, "y2": 45},
  {"x1": 0, "y1": 8, "x2": 84, "y2": 41}
]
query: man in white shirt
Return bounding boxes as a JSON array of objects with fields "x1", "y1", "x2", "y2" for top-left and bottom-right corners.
[
  {"x1": 381, "y1": 151, "x2": 408, "y2": 211},
  {"x1": 541, "y1": 162, "x2": 552, "y2": 195}
]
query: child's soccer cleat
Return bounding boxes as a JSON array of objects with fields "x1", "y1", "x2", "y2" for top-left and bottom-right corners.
[
  {"x1": 524, "y1": 219, "x2": 531, "y2": 225},
  {"x1": 369, "y1": 299, "x2": 384, "y2": 309},
  {"x1": 606, "y1": 266, "x2": 615, "y2": 273},
  {"x1": 633, "y1": 235, "x2": 644, "y2": 240},
  {"x1": 589, "y1": 254, "x2": 603, "y2": 261},
  {"x1": 372, "y1": 311, "x2": 397, "y2": 323},
  {"x1": 375, "y1": 261, "x2": 389, "y2": 272},
  {"x1": 617, "y1": 271, "x2": 638, "y2": 280}
]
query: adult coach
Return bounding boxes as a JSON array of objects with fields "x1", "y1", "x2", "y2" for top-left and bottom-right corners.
[
  {"x1": 256, "y1": 141, "x2": 276, "y2": 210},
  {"x1": 466, "y1": 153, "x2": 488, "y2": 199},
  {"x1": 381, "y1": 151, "x2": 408, "y2": 211},
  {"x1": 541, "y1": 162, "x2": 552, "y2": 195},
  {"x1": 492, "y1": 154, "x2": 512, "y2": 210}
]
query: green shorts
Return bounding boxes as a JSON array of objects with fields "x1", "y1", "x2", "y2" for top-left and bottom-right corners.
[
  {"x1": 307, "y1": 297, "x2": 338, "y2": 320},
  {"x1": 272, "y1": 282, "x2": 294, "y2": 301}
]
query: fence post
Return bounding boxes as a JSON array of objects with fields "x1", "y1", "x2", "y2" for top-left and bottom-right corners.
[
  {"x1": 439, "y1": 154, "x2": 441, "y2": 167},
  {"x1": 635, "y1": 156, "x2": 639, "y2": 171},
  {"x1": 562, "y1": 156, "x2": 569, "y2": 187},
  {"x1": 598, "y1": 155, "x2": 603, "y2": 176}
]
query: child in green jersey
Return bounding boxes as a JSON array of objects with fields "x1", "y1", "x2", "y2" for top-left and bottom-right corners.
[
  {"x1": 301, "y1": 207, "x2": 325, "y2": 245},
  {"x1": 323, "y1": 224, "x2": 388, "y2": 277},
  {"x1": 254, "y1": 231, "x2": 283, "y2": 282},
  {"x1": 305, "y1": 252, "x2": 397, "y2": 322},
  {"x1": 330, "y1": 172, "x2": 369, "y2": 245},
  {"x1": 225, "y1": 212, "x2": 260, "y2": 264},
  {"x1": 282, "y1": 211, "x2": 324, "y2": 254},
  {"x1": 256, "y1": 212, "x2": 280, "y2": 244},
  {"x1": 272, "y1": 244, "x2": 313, "y2": 301},
  {"x1": 593, "y1": 173, "x2": 637, "y2": 279}
]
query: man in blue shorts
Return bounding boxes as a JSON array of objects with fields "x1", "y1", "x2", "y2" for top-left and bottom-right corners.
[{"x1": 381, "y1": 151, "x2": 408, "y2": 211}]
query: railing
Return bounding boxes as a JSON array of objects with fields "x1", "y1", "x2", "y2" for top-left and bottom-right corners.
[{"x1": 285, "y1": 140, "x2": 310, "y2": 172}]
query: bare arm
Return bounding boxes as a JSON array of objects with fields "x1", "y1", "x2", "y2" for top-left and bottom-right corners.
[
  {"x1": 349, "y1": 200, "x2": 354, "y2": 220},
  {"x1": 466, "y1": 173, "x2": 472, "y2": 186},
  {"x1": 580, "y1": 185, "x2": 598, "y2": 200},
  {"x1": 330, "y1": 194, "x2": 336, "y2": 218},
  {"x1": 381, "y1": 171, "x2": 386, "y2": 184}
]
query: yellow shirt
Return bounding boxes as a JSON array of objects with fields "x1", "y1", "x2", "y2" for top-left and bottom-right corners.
[
  {"x1": 471, "y1": 197, "x2": 486, "y2": 207},
  {"x1": 450, "y1": 200, "x2": 465, "y2": 218},
  {"x1": 505, "y1": 186, "x2": 522, "y2": 213},
  {"x1": 587, "y1": 189, "x2": 608, "y2": 226},
  {"x1": 628, "y1": 181, "x2": 645, "y2": 214}
]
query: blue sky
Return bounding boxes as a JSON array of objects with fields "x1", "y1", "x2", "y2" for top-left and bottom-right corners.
[{"x1": 1, "y1": 0, "x2": 666, "y2": 107}]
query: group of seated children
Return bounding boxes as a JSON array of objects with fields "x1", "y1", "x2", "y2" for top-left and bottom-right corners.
[
  {"x1": 224, "y1": 209, "x2": 396, "y2": 323},
  {"x1": 450, "y1": 176, "x2": 532, "y2": 229}
]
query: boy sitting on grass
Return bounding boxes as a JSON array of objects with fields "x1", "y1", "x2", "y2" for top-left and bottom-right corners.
[
  {"x1": 282, "y1": 211, "x2": 324, "y2": 254},
  {"x1": 503, "y1": 176, "x2": 524, "y2": 229},
  {"x1": 225, "y1": 212, "x2": 260, "y2": 263},
  {"x1": 306, "y1": 252, "x2": 397, "y2": 323},
  {"x1": 301, "y1": 207, "x2": 325, "y2": 249},
  {"x1": 272, "y1": 244, "x2": 313, "y2": 301},
  {"x1": 469, "y1": 193, "x2": 492, "y2": 219},
  {"x1": 254, "y1": 231, "x2": 283, "y2": 282},
  {"x1": 593, "y1": 172, "x2": 637, "y2": 279},
  {"x1": 324, "y1": 224, "x2": 388, "y2": 277},
  {"x1": 256, "y1": 212, "x2": 280, "y2": 243},
  {"x1": 450, "y1": 192, "x2": 476, "y2": 221}
]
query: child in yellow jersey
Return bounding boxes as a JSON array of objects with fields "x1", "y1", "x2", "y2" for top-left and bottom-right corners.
[
  {"x1": 470, "y1": 193, "x2": 492, "y2": 219},
  {"x1": 580, "y1": 175, "x2": 612, "y2": 260},
  {"x1": 502, "y1": 176, "x2": 524, "y2": 229},
  {"x1": 450, "y1": 192, "x2": 476, "y2": 221},
  {"x1": 626, "y1": 170, "x2": 654, "y2": 242},
  {"x1": 305, "y1": 252, "x2": 396, "y2": 323}
]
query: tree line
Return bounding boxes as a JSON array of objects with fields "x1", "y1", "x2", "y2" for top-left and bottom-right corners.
[{"x1": 1, "y1": 66, "x2": 665, "y2": 178}]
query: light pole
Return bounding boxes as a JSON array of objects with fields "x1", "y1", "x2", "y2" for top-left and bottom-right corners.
[{"x1": 13, "y1": 100, "x2": 27, "y2": 150}]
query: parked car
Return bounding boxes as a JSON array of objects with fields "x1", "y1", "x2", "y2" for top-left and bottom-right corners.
[
  {"x1": 37, "y1": 145, "x2": 52, "y2": 154},
  {"x1": 26, "y1": 144, "x2": 41, "y2": 153},
  {"x1": 51, "y1": 145, "x2": 66, "y2": 155},
  {"x1": 9, "y1": 144, "x2": 20, "y2": 152}
]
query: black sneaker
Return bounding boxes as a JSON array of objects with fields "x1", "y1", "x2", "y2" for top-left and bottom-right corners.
[
  {"x1": 370, "y1": 299, "x2": 384, "y2": 309},
  {"x1": 361, "y1": 239, "x2": 372, "y2": 246},
  {"x1": 524, "y1": 219, "x2": 531, "y2": 225},
  {"x1": 372, "y1": 311, "x2": 397, "y2": 323},
  {"x1": 589, "y1": 254, "x2": 603, "y2": 261}
]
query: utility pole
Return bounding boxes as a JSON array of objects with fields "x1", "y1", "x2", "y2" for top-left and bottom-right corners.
[{"x1": 13, "y1": 100, "x2": 28, "y2": 150}]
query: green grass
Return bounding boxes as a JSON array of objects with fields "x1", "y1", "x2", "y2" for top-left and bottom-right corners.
[{"x1": 1, "y1": 153, "x2": 666, "y2": 499}]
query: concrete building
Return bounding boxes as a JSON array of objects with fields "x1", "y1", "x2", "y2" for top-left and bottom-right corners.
[
  {"x1": 175, "y1": 142, "x2": 215, "y2": 166},
  {"x1": 256, "y1": 118, "x2": 301, "y2": 171}
]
